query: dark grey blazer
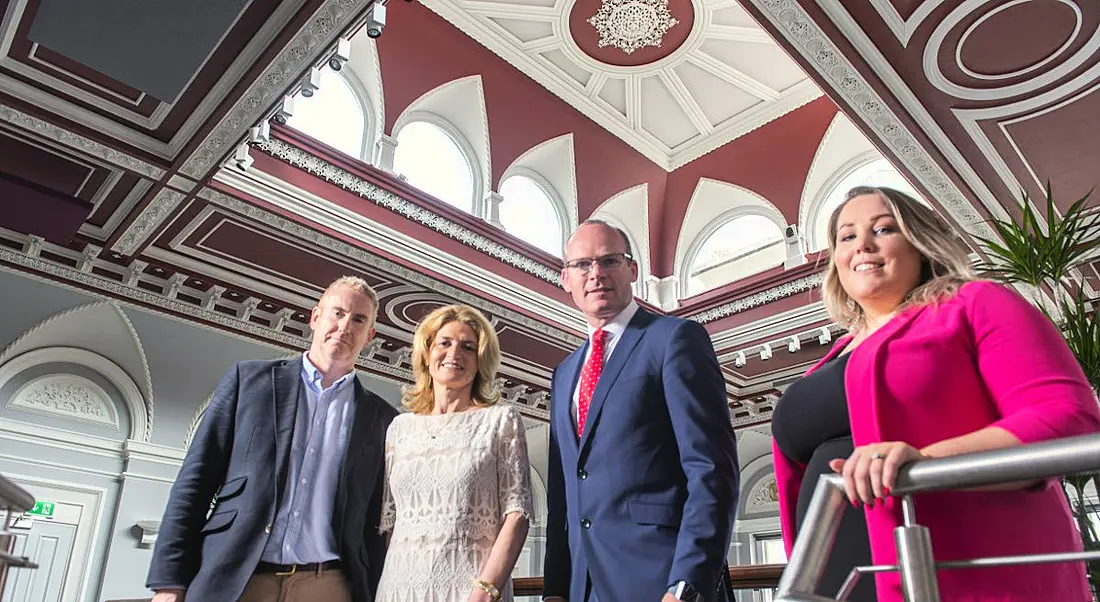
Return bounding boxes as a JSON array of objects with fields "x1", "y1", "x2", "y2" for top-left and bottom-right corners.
[{"x1": 147, "y1": 358, "x2": 398, "y2": 601}]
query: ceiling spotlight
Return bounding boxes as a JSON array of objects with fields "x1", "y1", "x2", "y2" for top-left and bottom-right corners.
[
  {"x1": 328, "y1": 37, "x2": 351, "y2": 71},
  {"x1": 365, "y1": 3, "x2": 386, "y2": 38},
  {"x1": 231, "y1": 143, "x2": 254, "y2": 171},
  {"x1": 734, "y1": 351, "x2": 746, "y2": 368},
  {"x1": 759, "y1": 345, "x2": 773, "y2": 361},
  {"x1": 270, "y1": 95, "x2": 294, "y2": 125},
  {"x1": 248, "y1": 121, "x2": 270, "y2": 144},
  {"x1": 300, "y1": 67, "x2": 322, "y2": 98},
  {"x1": 818, "y1": 327, "x2": 832, "y2": 345}
]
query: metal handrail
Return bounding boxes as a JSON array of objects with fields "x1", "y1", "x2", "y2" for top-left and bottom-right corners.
[
  {"x1": 776, "y1": 432, "x2": 1100, "y2": 602},
  {"x1": 0, "y1": 474, "x2": 33, "y2": 513}
]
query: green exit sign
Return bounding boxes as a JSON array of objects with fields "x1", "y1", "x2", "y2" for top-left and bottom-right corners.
[{"x1": 27, "y1": 500, "x2": 54, "y2": 517}]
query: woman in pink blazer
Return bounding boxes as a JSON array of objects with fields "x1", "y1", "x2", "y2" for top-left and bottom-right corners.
[{"x1": 771, "y1": 186, "x2": 1100, "y2": 601}]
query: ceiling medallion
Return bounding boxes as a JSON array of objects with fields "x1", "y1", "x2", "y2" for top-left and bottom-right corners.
[{"x1": 587, "y1": 0, "x2": 679, "y2": 55}]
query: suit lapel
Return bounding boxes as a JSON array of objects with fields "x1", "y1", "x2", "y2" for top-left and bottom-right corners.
[
  {"x1": 272, "y1": 360, "x2": 301, "y2": 503},
  {"x1": 555, "y1": 348, "x2": 586, "y2": 453},
  {"x1": 578, "y1": 310, "x2": 648, "y2": 456},
  {"x1": 341, "y1": 380, "x2": 380, "y2": 482}
]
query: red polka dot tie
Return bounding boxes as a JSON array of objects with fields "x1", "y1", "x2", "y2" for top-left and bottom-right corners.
[{"x1": 577, "y1": 329, "x2": 608, "y2": 437}]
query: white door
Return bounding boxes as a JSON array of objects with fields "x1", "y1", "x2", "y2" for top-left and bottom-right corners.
[{"x1": 2, "y1": 518, "x2": 76, "y2": 602}]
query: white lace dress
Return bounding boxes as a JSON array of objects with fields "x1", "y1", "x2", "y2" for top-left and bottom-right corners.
[{"x1": 376, "y1": 403, "x2": 533, "y2": 602}]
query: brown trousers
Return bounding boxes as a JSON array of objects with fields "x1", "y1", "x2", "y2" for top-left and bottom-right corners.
[{"x1": 238, "y1": 568, "x2": 351, "y2": 602}]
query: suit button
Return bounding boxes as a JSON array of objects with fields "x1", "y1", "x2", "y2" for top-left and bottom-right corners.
[
  {"x1": 265, "y1": 524, "x2": 272, "y2": 534},
  {"x1": 578, "y1": 470, "x2": 588, "y2": 480},
  {"x1": 581, "y1": 518, "x2": 591, "y2": 529}
]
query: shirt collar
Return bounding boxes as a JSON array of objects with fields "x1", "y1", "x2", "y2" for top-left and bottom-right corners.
[
  {"x1": 587, "y1": 300, "x2": 639, "y2": 342},
  {"x1": 301, "y1": 352, "x2": 355, "y2": 392}
]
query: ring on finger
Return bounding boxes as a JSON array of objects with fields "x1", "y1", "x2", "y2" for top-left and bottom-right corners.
[{"x1": 870, "y1": 452, "x2": 885, "y2": 460}]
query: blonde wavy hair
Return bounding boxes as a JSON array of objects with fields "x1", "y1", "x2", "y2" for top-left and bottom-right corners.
[
  {"x1": 401, "y1": 304, "x2": 501, "y2": 414},
  {"x1": 823, "y1": 186, "x2": 977, "y2": 332}
]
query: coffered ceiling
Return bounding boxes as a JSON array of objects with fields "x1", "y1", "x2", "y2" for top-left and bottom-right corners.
[{"x1": 425, "y1": 0, "x2": 822, "y2": 169}]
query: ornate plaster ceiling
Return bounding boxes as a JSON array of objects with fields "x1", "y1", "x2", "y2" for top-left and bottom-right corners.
[{"x1": 424, "y1": 0, "x2": 823, "y2": 170}]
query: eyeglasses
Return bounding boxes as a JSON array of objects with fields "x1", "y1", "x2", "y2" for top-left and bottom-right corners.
[{"x1": 564, "y1": 253, "x2": 633, "y2": 274}]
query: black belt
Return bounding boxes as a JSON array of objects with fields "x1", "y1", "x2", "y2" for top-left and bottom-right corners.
[{"x1": 255, "y1": 559, "x2": 342, "y2": 576}]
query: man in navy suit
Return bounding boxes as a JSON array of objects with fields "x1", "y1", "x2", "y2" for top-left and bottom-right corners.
[
  {"x1": 147, "y1": 276, "x2": 398, "y2": 602},
  {"x1": 543, "y1": 221, "x2": 739, "y2": 602}
]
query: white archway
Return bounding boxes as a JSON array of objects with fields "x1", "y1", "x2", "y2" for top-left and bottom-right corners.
[{"x1": 0, "y1": 347, "x2": 150, "y2": 441}]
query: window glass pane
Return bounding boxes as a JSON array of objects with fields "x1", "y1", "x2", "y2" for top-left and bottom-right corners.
[
  {"x1": 286, "y1": 71, "x2": 365, "y2": 159},
  {"x1": 688, "y1": 215, "x2": 785, "y2": 296},
  {"x1": 393, "y1": 121, "x2": 475, "y2": 213},
  {"x1": 811, "y1": 158, "x2": 927, "y2": 251},
  {"x1": 500, "y1": 176, "x2": 563, "y2": 256}
]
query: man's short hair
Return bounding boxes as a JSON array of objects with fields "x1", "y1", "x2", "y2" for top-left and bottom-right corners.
[
  {"x1": 321, "y1": 276, "x2": 380, "y2": 323},
  {"x1": 574, "y1": 219, "x2": 634, "y2": 258}
]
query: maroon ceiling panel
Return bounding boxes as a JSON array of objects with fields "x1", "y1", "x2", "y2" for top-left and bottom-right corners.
[
  {"x1": 0, "y1": 132, "x2": 92, "y2": 196},
  {"x1": 87, "y1": 172, "x2": 142, "y2": 227},
  {"x1": 0, "y1": 170, "x2": 92, "y2": 243},
  {"x1": 192, "y1": 218, "x2": 391, "y2": 292},
  {"x1": 496, "y1": 326, "x2": 572, "y2": 367},
  {"x1": 998, "y1": 89, "x2": 1100, "y2": 210},
  {"x1": 77, "y1": 168, "x2": 110, "y2": 202}
]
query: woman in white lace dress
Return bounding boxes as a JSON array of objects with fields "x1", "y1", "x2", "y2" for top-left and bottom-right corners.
[{"x1": 377, "y1": 304, "x2": 533, "y2": 602}]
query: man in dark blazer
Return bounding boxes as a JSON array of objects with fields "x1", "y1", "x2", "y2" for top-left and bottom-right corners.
[
  {"x1": 543, "y1": 221, "x2": 740, "y2": 602},
  {"x1": 147, "y1": 276, "x2": 398, "y2": 602}
]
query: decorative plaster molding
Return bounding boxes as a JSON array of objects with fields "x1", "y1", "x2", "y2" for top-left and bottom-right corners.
[
  {"x1": 113, "y1": 189, "x2": 186, "y2": 256},
  {"x1": 9, "y1": 374, "x2": 119, "y2": 430},
  {"x1": 0, "y1": 105, "x2": 165, "y2": 179},
  {"x1": 254, "y1": 138, "x2": 561, "y2": 283},
  {"x1": 0, "y1": 346, "x2": 150, "y2": 441},
  {"x1": 745, "y1": 474, "x2": 780, "y2": 513},
  {"x1": 0, "y1": 301, "x2": 157, "y2": 435},
  {"x1": 588, "y1": 0, "x2": 680, "y2": 55},
  {"x1": 686, "y1": 272, "x2": 823, "y2": 324},
  {"x1": 201, "y1": 187, "x2": 582, "y2": 346},
  {"x1": 0, "y1": 232, "x2": 557, "y2": 421},
  {"x1": 750, "y1": 0, "x2": 996, "y2": 242},
  {"x1": 178, "y1": 0, "x2": 373, "y2": 179}
]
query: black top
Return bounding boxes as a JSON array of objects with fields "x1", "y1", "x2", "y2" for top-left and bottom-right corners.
[{"x1": 771, "y1": 352, "x2": 877, "y2": 601}]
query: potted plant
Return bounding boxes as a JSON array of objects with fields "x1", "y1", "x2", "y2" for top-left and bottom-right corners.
[{"x1": 975, "y1": 182, "x2": 1100, "y2": 590}]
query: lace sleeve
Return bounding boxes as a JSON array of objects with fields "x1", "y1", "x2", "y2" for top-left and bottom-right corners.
[
  {"x1": 497, "y1": 404, "x2": 533, "y2": 519},
  {"x1": 379, "y1": 423, "x2": 396, "y2": 534}
]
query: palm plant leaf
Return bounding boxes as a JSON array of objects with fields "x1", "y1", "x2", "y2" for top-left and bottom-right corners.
[
  {"x1": 976, "y1": 185, "x2": 1099, "y2": 287},
  {"x1": 1058, "y1": 294, "x2": 1100, "y2": 391}
]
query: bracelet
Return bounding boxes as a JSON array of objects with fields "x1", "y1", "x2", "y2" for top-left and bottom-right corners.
[{"x1": 473, "y1": 578, "x2": 501, "y2": 601}]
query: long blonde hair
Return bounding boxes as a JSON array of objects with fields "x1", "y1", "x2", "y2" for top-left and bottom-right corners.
[
  {"x1": 822, "y1": 186, "x2": 976, "y2": 332},
  {"x1": 401, "y1": 304, "x2": 501, "y2": 414}
]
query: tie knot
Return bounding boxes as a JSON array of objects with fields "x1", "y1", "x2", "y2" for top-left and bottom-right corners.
[{"x1": 591, "y1": 328, "x2": 608, "y2": 348}]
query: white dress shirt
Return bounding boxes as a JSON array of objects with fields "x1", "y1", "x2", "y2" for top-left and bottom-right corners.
[{"x1": 571, "y1": 300, "x2": 640, "y2": 425}]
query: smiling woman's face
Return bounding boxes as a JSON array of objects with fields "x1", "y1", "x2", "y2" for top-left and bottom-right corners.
[
  {"x1": 428, "y1": 320, "x2": 479, "y2": 393},
  {"x1": 833, "y1": 193, "x2": 923, "y2": 314}
]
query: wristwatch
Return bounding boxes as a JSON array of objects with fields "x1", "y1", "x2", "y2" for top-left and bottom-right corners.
[{"x1": 667, "y1": 581, "x2": 700, "y2": 601}]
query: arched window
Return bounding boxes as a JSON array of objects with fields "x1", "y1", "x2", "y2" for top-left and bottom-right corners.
[
  {"x1": 286, "y1": 70, "x2": 367, "y2": 159},
  {"x1": 499, "y1": 175, "x2": 564, "y2": 256},
  {"x1": 393, "y1": 121, "x2": 476, "y2": 213},
  {"x1": 687, "y1": 214, "x2": 785, "y2": 296},
  {"x1": 809, "y1": 158, "x2": 927, "y2": 251}
]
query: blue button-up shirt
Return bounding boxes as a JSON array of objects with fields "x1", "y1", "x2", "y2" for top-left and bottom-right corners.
[{"x1": 260, "y1": 353, "x2": 356, "y2": 563}]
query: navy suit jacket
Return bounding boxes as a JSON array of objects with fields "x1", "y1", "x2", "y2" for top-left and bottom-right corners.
[
  {"x1": 147, "y1": 358, "x2": 398, "y2": 602},
  {"x1": 543, "y1": 308, "x2": 739, "y2": 602}
]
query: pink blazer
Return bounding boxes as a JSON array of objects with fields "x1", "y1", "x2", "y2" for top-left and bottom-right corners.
[{"x1": 774, "y1": 281, "x2": 1100, "y2": 601}]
